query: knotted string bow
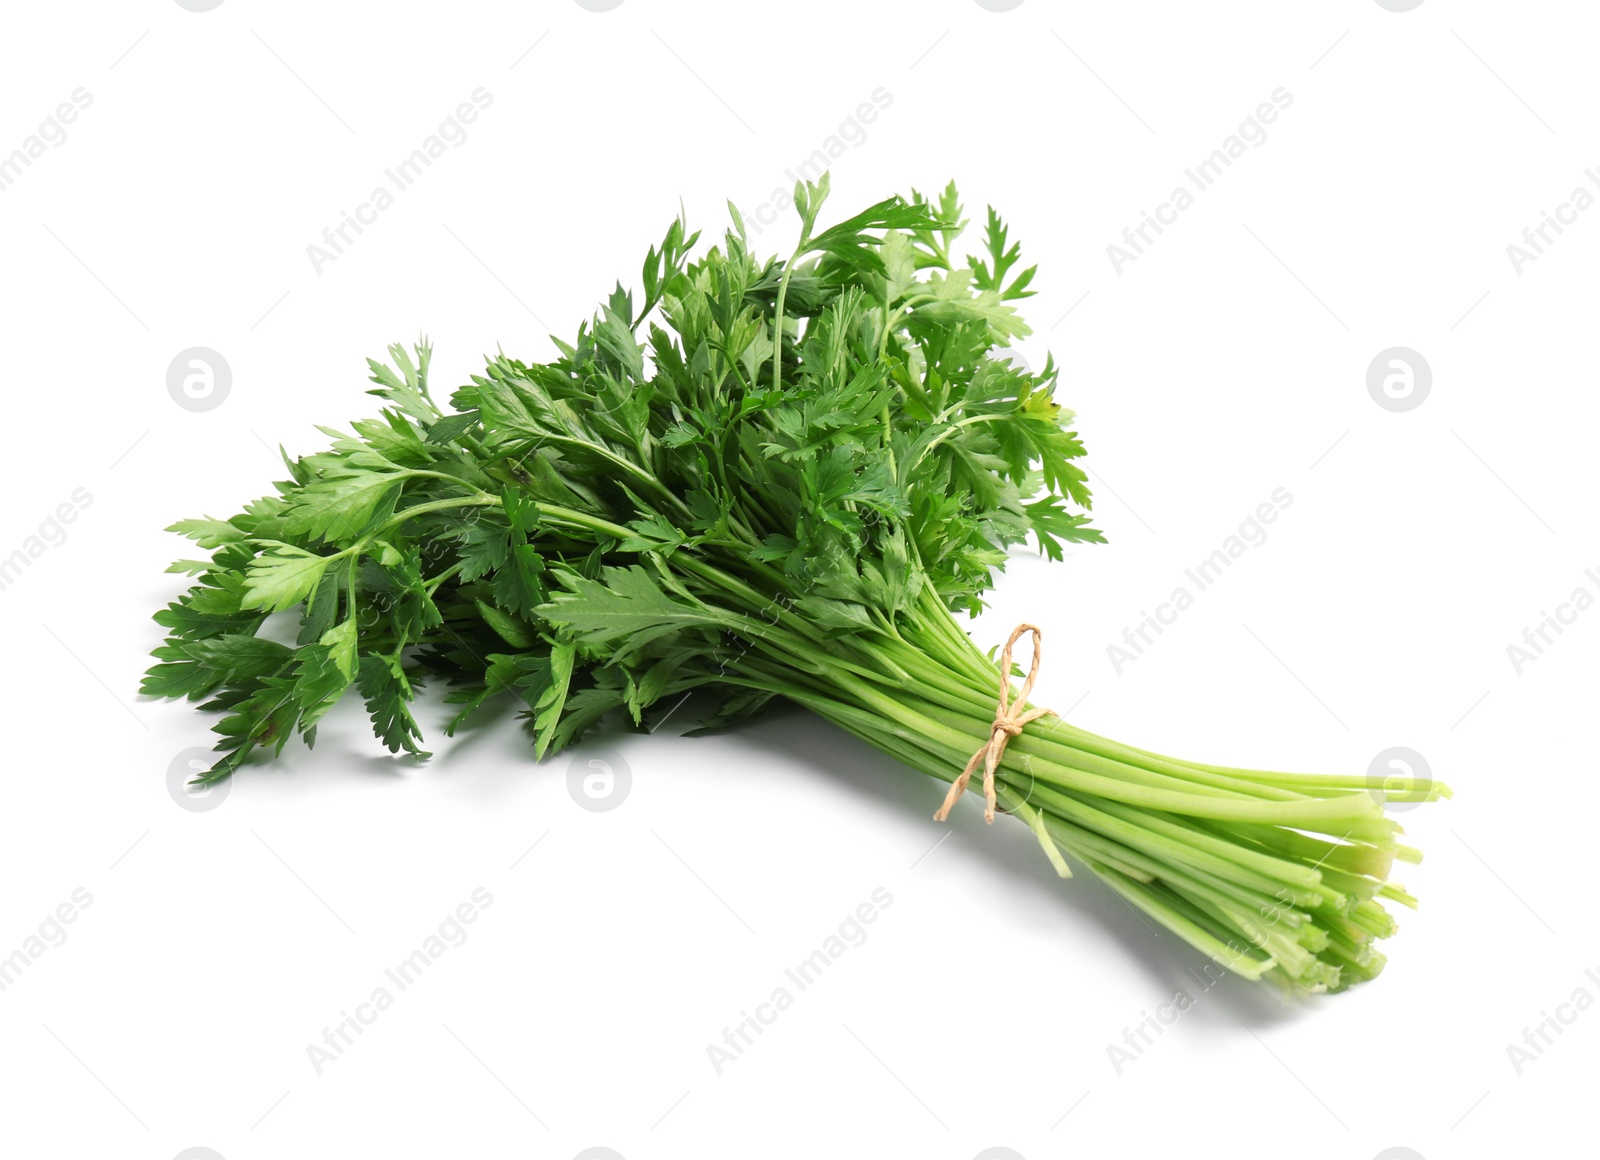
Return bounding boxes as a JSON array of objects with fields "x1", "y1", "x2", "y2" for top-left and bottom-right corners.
[{"x1": 934, "y1": 623, "x2": 1053, "y2": 824}]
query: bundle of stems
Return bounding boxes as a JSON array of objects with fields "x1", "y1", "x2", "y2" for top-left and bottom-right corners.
[{"x1": 144, "y1": 177, "x2": 1448, "y2": 993}]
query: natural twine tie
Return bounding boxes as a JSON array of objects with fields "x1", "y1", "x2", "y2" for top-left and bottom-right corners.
[{"x1": 934, "y1": 623, "x2": 1053, "y2": 825}]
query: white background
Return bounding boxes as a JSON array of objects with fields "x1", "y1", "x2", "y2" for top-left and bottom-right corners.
[{"x1": 0, "y1": 1, "x2": 1594, "y2": 1157}]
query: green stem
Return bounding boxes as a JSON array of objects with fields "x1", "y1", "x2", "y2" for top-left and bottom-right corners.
[{"x1": 770, "y1": 243, "x2": 807, "y2": 393}]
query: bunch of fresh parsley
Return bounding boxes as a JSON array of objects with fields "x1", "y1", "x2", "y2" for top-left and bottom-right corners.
[{"x1": 145, "y1": 177, "x2": 1447, "y2": 993}]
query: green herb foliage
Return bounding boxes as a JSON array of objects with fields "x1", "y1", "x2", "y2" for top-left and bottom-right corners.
[{"x1": 145, "y1": 177, "x2": 1448, "y2": 993}]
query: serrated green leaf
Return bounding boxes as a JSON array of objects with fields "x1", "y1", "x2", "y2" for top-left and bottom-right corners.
[
  {"x1": 320, "y1": 616, "x2": 358, "y2": 682},
  {"x1": 241, "y1": 550, "x2": 331, "y2": 613},
  {"x1": 167, "y1": 517, "x2": 245, "y2": 549}
]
